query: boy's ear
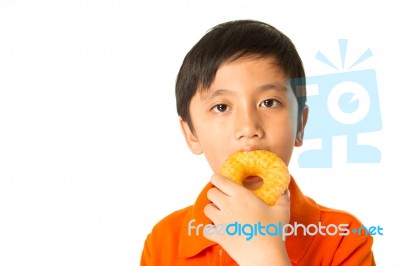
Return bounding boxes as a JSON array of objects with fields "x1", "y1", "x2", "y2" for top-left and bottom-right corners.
[
  {"x1": 179, "y1": 117, "x2": 203, "y2": 155},
  {"x1": 295, "y1": 105, "x2": 309, "y2": 147}
]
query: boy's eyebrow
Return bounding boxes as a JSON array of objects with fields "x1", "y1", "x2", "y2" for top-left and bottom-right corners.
[
  {"x1": 200, "y1": 89, "x2": 235, "y2": 102},
  {"x1": 201, "y1": 83, "x2": 287, "y2": 102},
  {"x1": 256, "y1": 83, "x2": 287, "y2": 93}
]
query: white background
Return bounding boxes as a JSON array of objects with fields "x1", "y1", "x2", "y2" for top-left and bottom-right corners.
[{"x1": 0, "y1": 1, "x2": 399, "y2": 265}]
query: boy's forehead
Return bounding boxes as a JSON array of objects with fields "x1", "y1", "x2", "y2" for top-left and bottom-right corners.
[
  {"x1": 198, "y1": 82, "x2": 289, "y2": 101},
  {"x1": 193, "y1": 56, "x2": 296, "y2": 101}
]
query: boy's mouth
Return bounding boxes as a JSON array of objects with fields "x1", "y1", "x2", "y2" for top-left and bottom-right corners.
[{"x1": 242, "y1": 176, "x2": 263, "y2": 190}]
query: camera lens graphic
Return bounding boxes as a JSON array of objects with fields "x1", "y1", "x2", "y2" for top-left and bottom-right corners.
[{"x1": 327, "y1": 81, "x2": 370, "y2": 125}]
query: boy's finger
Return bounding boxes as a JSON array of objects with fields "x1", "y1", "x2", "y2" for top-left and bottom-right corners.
[
  {"x1": 202, "y1": 224, "x2": 219, "y2": 242},
  {"x1": 210, "y1": 174, "x2": 241, "y2": 196},
  {"x1": 204, "y1": 202, "x2": 220, "y2": 223},
  {"x1": 207, "y1": 187, "x2": 225, "y2": 210}
]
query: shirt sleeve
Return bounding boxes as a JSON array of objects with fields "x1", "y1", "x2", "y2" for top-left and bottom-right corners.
[
  {"x1": 331, "y1": 231, "x2": 375, "y2": 266},
  {"x1": 140, "y1": 234, "x2": 153, "y2": 266}
]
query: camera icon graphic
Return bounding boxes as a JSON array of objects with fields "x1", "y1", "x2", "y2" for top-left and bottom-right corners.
[{"x1": 297, "y1": 40, "x2": 382, "y2": 168}]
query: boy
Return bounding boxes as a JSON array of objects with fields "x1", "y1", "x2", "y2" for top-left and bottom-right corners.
[{"x1": 141, "y1": 20, "x2": 375, "y2": 265}]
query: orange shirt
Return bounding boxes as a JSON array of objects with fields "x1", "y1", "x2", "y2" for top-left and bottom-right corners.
[{"x1": 141, "y1": 177, "x2": 375, "y2": 265}]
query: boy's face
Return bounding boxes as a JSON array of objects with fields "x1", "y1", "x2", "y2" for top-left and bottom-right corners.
[{"x1": 180, "y1": 56, "x2": 307, "y2": 175}]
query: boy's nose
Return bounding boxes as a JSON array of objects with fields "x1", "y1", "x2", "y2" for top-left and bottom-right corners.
[{"x1": 233, "y1": 109, "x2": 265, "y2": 140}]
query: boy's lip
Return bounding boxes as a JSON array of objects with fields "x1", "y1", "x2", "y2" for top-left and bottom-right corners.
[
  {"x1": 243, "y1": 176, "x2": 263, "y2": 190},
  {"x1": 239, "y1": 146, "x2": 264, "y2": 152},
  {"x1": 244, "y1": 176, "x2": 262, "y2": 182}
]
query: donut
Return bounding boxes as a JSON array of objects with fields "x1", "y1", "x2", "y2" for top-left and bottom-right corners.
[{"x1": 219, "y1": 150, "x2": 290, "y2": 206}]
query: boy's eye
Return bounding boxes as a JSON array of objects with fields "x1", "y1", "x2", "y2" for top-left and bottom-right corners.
[
  {"x1": 212, "y1": 104, "x2": 229, "y2": 113},
  {"x1": 260, "y1": 99, "x2": 280, "y2": 108}
]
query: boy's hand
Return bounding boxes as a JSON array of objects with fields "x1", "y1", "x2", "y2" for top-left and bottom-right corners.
[{"x1": 204, "y1": 174, "x2": 291, "y2": 266}]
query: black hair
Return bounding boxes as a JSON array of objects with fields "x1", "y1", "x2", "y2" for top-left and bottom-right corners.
[{"x1": 176, "y1": 19, "x2": 306, "y2": 131}]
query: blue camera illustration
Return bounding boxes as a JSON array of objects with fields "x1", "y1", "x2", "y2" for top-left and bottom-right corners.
[{"x1": 298, "y1": 40, "x2": 382, "y2": 168}]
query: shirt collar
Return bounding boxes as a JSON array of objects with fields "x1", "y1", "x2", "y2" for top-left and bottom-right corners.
[
  {"x1": 178, "y1": 177, "x2": 321, "y2": 262},
  {"x1": 178, "y1": 182, "x2": 216, "y2": 258},
  {"x1": 285, "y1": 177, "x2": 321, "y2": 263}
]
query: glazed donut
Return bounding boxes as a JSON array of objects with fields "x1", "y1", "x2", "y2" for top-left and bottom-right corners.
[{"x1": 219, "y1": 150, "x2": 290, "y2": 206}]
